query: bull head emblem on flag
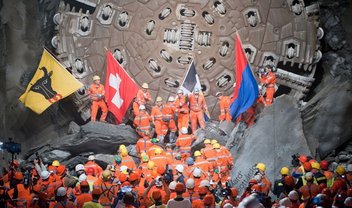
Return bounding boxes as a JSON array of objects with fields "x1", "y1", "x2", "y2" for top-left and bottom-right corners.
[{"x1": 29, "y1": 67, "x2": 62, "y2": 103}]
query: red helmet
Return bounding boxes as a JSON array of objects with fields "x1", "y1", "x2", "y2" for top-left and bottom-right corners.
[
  {"x1": 320, "y1": 160, "x2": 329, "y2": 170},
  {"x1": 230, "y1": 188, "x2": 238, "y2": 197},
  {"x1": 299, "y1": 154, "x2": 308, "y2": 163},
  {"x1": 86, "y1": 167, "x2": 95, "y2": 176},
  {"x1": 303, "y1": 162, "x2": 312, "y2": 171}
]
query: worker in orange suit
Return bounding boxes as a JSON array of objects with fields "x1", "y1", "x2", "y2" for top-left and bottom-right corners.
[
  {"x1": 93, "y1": 170, "x2": 118, "y2": 207},
  {"x1": 216, "y1": 92, "x2": 232, "y2": 122},
  {"x1": 74, "y1": 181, "x2": 92, "y2": 208},
  {"x1": 147, "y1": 138, "x2": 163, "y2": 158},
  {"x1": 132, "y1": 97, "x2": 140, "y2": 116},
  {"x1": 201, "y1": 139, "x2": 218, "y2": 163},
  {"x1": 89, "y1": 75, "x2": 108, "y2": 122},
  {"x1": 33, "y1": 170, "x2": 60, "y2": 202},
  {"x1": 176, "y1": 127, "x2": 196, "y2": 158},
  {"x1": 151, "y1": 96, "x2": 167, "y2": 143},
  {"x1": 120, "y1": 148, "x2": 136, "y2": 170},
  {"x1": 133, "y1": 105, "x2": 153, "y2": 137},
  {"x1": 150, "y1": 148, "x2": 171, "y2": 170},
  {"x1": 84, "y1": 155, "x2": 103, "y2": 178},
  {"x1": 259, "y1": 65, "x2": 276, "y2": 106},
  {"x1": 135, "y1": 136, "x2": 153, "y2": 155},
  {"x1": 136, "y1": 83, "x2": 152, "y2": 107},
  {"x1": 189, "y1": 89, "x2": 207, "y2": 133},
  {"x1": 8, "y1": 172, "x2": 33, "y2": 208},
  {"x1": 161, "y1": 96, "x2": 178, "y2": 143},
  {"x1": 213, "y1": 143, "x2": 233, "y2": 183},
  {"x1": 193, "y1": 151, "x2": 213, "y2": 178},
  {"x1": 174, "y1": 89, "x2": 190, "y2": 131}
]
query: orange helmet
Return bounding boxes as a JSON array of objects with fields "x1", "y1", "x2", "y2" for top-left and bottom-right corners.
[
  {"x1": 303, "y1": 162, "x2": 312, "y2": 171},
  {"x1": 299, "y1": 154, "x2": 308, "y2": 163},
  {"x1": 14, "y1": 172, "x2": 24, "y2": 180}
]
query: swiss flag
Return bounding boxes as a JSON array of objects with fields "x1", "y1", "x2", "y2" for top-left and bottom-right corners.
[{"x1": 105, "y1": 51, "x2": 139, "y2": 123}]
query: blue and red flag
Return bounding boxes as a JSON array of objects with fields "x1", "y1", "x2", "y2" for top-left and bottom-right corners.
[{"x1": 230, "y1": 35, "x2": 259, "y2": 119}]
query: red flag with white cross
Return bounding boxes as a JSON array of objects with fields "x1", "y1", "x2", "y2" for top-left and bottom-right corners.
[{"x1": 105, "y1": 50, "x2": 139, "y2": 123}]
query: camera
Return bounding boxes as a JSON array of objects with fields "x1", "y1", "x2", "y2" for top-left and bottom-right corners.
[{"x1": 0, "y1": 138, "x2": 21, "y2": 154}]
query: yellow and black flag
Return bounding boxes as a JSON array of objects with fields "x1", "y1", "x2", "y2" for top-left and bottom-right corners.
[{"x1": 19, "y1": 49, "x2": 83, "y2": 114}]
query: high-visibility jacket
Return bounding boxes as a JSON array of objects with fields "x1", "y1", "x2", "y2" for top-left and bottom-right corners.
[
  {"x1": 176, "y1": 134, "x2": 195, "y2": 153},
  {"x1": 120, "y1": 155, "x2": 136, "y2": 170},
  {"x1": 147, "y1": 144, "x2": 163, "y2": 157},
  {"x1": 183, "y1": 190, "x2": 200, "y2": 203},
  {"x1": 133, "y1": 111, "x2": 152, "y2": 132},
  {"x1": 136, "y1": 138, "x2": 153, "y2": 154},
  {"x1": 33, "y1": 179, "x2": 60, "y2": 200},
  {"x1": 151, "y1": 105, "x2": 163, "y2": 122},
  {"x1": 84, "y1": 161, "x2": 103, "y2": 177},
  {"x1": 150, "y1": 155, "x2": 171, "y2": 168},
  {"x1": 194, "y1": 157, "x2": 213, "y2": 173},
  {"x1": 201, "y1": 145, "x2": 217, "y2": 162},
  {"x1": 174, "y1": 96, "x2": 189, "y2": 114},
  {"x1": 323, "y1": 170, "x2": 334, "y2": 187},
  {"x1": 86, "y1": 175, "x2": 98, "y2": 191},
  {"x1": 136, "y1": 89, "x2": 151, "y2": 105},
  {"x1": 93, "y1": 180, "x2": 118, "y2": 207},
  {"x1": 218, "y1": 96, "x2": 232, "y2": 121},
  {"x1": 165, "y1": 149, "x2": 175, "y2": 161},
  {"x1": 89, "y1": 84, "x2": 105, "y2": 101},
  {"x1": 75, "y1": 193, "x2": 93, "y2": 208},
  {"x1": 162, "y1": 102, "x2": 176, "y2": 121},
  {"x1": 214, "y1": 150, "x2": 232, "y2": 172},
  {"x1": 53, "y1": 200, "x2": 76, "y2": 208},
  {"x1": 260, "y1": 72, "x2": 276, "y2": 88},
  {"x1": 8, "y1": 184, "x2": 33, "y2": 208},
  {"x1": 189, "y1": 94, "x2": 207, "y2": 112},
  {"x1": 133, "y1": 101, "x2": 140, "y2": 116}
]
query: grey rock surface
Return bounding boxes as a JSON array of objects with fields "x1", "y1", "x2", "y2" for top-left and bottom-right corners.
[
  {"x1": 68, "y1": 121, "x2": 80, "y2": 135},
  {"x1": 301, "y1": 79, "x2": 352, "y2": 158},
  {"x1": 230, "y1": 96, "x2": 311, "y2": 193},
  {"x1": 192, "y1": 122, "x2": 229, "y2": 152}
]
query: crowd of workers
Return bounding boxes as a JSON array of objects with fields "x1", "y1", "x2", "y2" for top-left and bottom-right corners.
[{"x1": 4, "y1": 65, "x2": 352, "y2": 208}]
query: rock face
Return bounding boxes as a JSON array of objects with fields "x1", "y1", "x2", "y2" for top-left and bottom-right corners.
[
  {"x1": 24, "y1": 122, "x2": 138, "y2": 167},
  {"x1": 301, "y1": 79, "x2": 352, "y2": 158},
  {"x1": 230, "y1": 96, "x2": 311, "y2": 193}
]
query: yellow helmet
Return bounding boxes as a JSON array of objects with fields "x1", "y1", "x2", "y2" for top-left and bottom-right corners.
[
  {"x1": 155, "y1": 148, "x2": 163, "y2": 155},
  {"x1": 280, "y1": 167, "x2": 289, "y2": 175},
  {"x1": 142, "y1": 83, "x2": 149, "y2": 89},
  {"x1": 147, "y1": 161, "x2": 155, "y2": 170},
  {"x1": 119, "y1": 145, "x2": 127, "y2": 152},
  {"x1": 102, "y1": 170, "x2": 111, "y2": 180},
  {"x1": 156, "y1": 96, "x2": 163, "y2": 102},
  {"x1": 311, "y1": 162, "x2": 320, "y2": 170},
  {"x1": 213, "y1": 143, "x2": 221, "y2": 149},
  {"x1": 256, "y1": 163, "x2": 266, "y2": 172},
  {"x1": 142, "y1": 155, "x2": 149, "y2": 162},
  {"x1": 211, "y1": 139, "x2": 218, "y2": 145},
  {"x1": 52, "y1": 160, "x2": 60, "y2": 167},
  {"x1": 121, "y1": 149, "x2": 128, "y2": 157},
  {"x1": 204, "y1": 139, "x2": 211, "y2": 144},
  {"x1": 194, "y1": 151, "x2": 202, "y2": 157},
  {"x1": 93, "y1": 75, "x2": 100, "y2": 81},
  {"x1": 336, "y1": 166, "x2": 346, "y2": 175}
]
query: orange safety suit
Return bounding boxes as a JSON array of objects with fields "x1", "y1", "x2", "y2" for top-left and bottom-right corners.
[
  {"x1": 194, "y1": 156, "x2": 213, "y2": 175},
  {"x1": 33, "y1": 178, "x2": 61, "y2": 201},
  {"x1": 84, "y1": 161, "x2": 103, "y2": 177},
  {"x1": 132, "y1": 101, "x2": 140, "y2": 116},
  {"x1": 8, "y1": 183, "x2": 33, "y2": 208},
  {"x1": 136, "y1": 89, "x2": 151, "y2": 105},
  {"x1": 174, "y1": 95, "x2": 189, "y2": 130},
  {"x1": 151, "y1": 105, "x2": 168, "y2": 138},
  {"x1": 176, "y1": 134, "x2": 196, "y2": 157},
  {"x1": 89, "y1": 83, "x2": 108, "y2": 121},
  {"x1": 147, "y1": 144, "x2": 163, "y2": 158},
  {"x1": 75, "y1": 193, "x2": 92, "y2": 208},
  {"x1": 120, "y1": 155, "x2": 136, "y2": 170},
  {"x1": 93, "y1": 180, "x2": 118, "y2": 207},
  {"x1": 218, "y1": 96, "x2": 232, "y2": 122},
  {"x1": 214, "y1": 149, "x2": 233, "y2": 182},
  {"x1": 133, "y1": 111, "x2": 152, "y2": 137},
  {"x1": 150, "y1": 155, "x2": 171, "y2": 169},
  {"x1": 162, "y1": 101, "x2": 177, "y2": 133},
  {"x1": 184, "y1": 190, "x2": 200, "y2": 203},
  {"x1": 259, "y1": 71, "x2": 276, "y2": 106},
  {"x1": 165, "y1": 149, "x2": 175, "y2": 162},
  {"x1": 201, "y1": 144, "x2": 218, "y2": 163},
  {"x1": 135, "y1": 138, "x2": 153, "y2": 154},
  {"x1": 189, "y1": 94, "x2": 207, "y2": 133}
]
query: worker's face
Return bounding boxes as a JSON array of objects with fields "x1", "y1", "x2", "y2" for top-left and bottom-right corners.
[
  {"x1": 194, "y1": 93, "x2": 199, "y2": 97},
  {"x1": 94, "y1": 79, "x2": 101, "y2": 85},
  {"x1": 157, "y1": 101, "x2": 163, "y2": 106},
  {"x1": 177, "y1": 93, "x2": 183, "y2": 98},
  {"x1": 143, "y1": 88, "x2": 148, "y2": 92}
]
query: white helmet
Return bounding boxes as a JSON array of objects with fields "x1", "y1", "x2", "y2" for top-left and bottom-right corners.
[
  {"x1": 139, "y1": 105, "x2": 146, "y2": 110},
  {"x1": 347, "y1": 164, "x2": 352, "y2": 172},
  {"x1": 288, "y1": 190, "x2": 299, "y2": 201},
  {"x1": 168, "y1": 96, "x2": 175, "y2": 102},
  {"x1": 177, "y1": 89, "x2": 183, "y2": 94},
  {"x1": 75, "y1": 164, "x2": 85, "y2": 172},
  {"x1": 120, "y1": 165, "x2": 128, "y2": 172},
  {"x1": 186, "y1": 178, "x2": 195, "y2": 189},
  {"x1": 181, "y1": 127, "x2": 188, "y2": 134},
  {"x1": 78, "y1": 174, "x2": 87, "y2": 182},
  {"x1": 169, "y1": 181, "x2": 177, "y2": 190},
  {"x1": 56, "y1": 187, "x2": 67, "y2": 197},
  {"x1": 41, "y1": 171, "x2": 50, "y2": 180},
  {"x1": 175, "y1": 164, "x2": 184, "y2": 173},
  {"x1": 88, "y1": 155, "x2": 95, "y2": 161},
  {"x1": 200, "y1": 179, "x2": 210, "y2": 187},
  {"x1": 279, "y1": 197, "x2": 292, "y2": 207},
  {"x1": 193, "y1": 167, "x2": 202, "y2": 178}
]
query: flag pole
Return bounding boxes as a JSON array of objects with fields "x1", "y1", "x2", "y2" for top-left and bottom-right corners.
[{"x1": 104, "y1": 47, "x2": 139, "y2": 85}]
